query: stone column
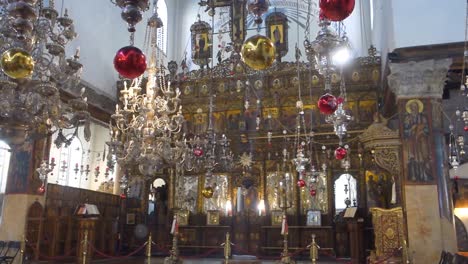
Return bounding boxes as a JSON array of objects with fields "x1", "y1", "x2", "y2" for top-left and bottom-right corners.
[
  {"x1": 0, "y1": 140, "x2": 46, "y2": 242},
  {"x1": 388, "y1": 59, "x2": 457, "y2": 263}
]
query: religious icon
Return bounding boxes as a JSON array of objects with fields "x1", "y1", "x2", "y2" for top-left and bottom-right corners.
[
  {"x1": 266, "y1": 12, "x2": 288, "y2": 59},
  {"x1": 402, "y1": 99, "x2": 433, "y2": 183},
  {"x1": 190, "y1": 18, "x2": 212, "y2": 68},
  {"x1": 306, "y1": 210, "x2": 321, "y2": 226}
]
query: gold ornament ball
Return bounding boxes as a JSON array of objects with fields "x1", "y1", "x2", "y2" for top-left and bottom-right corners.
[
  {"x1": 202, "y1": 186, "x2": 214, "y2": 198},
  {"x1": 1, "y1": 48, "x2": 34, "y2": 79},
  {"x1": 240, "y1": 35, "x2": 276, "y2": 70}
]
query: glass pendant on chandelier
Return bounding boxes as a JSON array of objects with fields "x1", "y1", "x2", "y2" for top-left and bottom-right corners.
[
  {"x1": 107, "y1": 0, "x2": 189, "y2": 177},
  {"x1": 190, "y1": 92, "x2": 234, "y2": 176},
  {"x1": 307, "y1": 0, "x2": 354, "y2": 160},
  {"x1": 0, "y1": 0, "x2": 90, "y2": 146}
]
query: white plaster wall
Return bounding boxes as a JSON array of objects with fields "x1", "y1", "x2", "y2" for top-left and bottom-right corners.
[
  {"x1": 63, "y1": 0, "x2": 173, "y2": 99},
  {"x1": 49, "y1": 120, "x2": 115, "y2": 192},
  {"x1": 391, "y1": 0, "x2": 465, "y2": 49},
  {"x1": 170, "y1": 0, "x2": 371, "y2": 71}
]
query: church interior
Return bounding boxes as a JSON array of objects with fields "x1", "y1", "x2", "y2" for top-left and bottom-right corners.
[{"x1": 0, "y1": 0, "x2": 467, "y2": 263}]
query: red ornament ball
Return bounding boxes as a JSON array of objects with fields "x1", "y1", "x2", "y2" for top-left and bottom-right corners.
[
  {"x1": 310, "y1": 189, "x2": 317, "y2": 196},
  {"x1": 120, "y1": 193, "x2": 127, "y2": 199},
  {"x1": 193, "y1": 147, "x2": 204, "y2": 157},
  {"x1": 37, "y1": 184, "x2": 45, "y2": 195},
  {"x1": 319, "y1": 0, "x2": 355, "y2": 21},
  {"x1": 114, "y1": 46, "x2": 147, "y2": 79},
  {"x1": 335, "y1": 146, "x2": 347, "y2": 160},
  {"x1": 464, "y1": 126, "x2": 468, "y2": 132},
  {"x1": 297, "y1": 179, "x2": 306, "y2": 188},
  {"x1": 318, "y1": 93, "x2": 338, "y2": 114}
]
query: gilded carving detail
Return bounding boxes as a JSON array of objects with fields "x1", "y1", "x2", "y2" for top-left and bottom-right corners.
[
  {"x1": 370, "y1": 207, "x2": 405, "y2": 258},
  {"x1": 374, "y1": 148, "x2": 401, "y2": 177}
]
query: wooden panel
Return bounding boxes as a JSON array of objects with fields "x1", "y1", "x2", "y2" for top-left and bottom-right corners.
[{"x1": 30, "y1": 184, "x2": 122, "y2": 260}]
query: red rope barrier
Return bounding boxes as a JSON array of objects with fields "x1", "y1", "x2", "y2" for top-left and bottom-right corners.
[{"x1": 88, "y1": 241, "x2": 147, "y2": 259}]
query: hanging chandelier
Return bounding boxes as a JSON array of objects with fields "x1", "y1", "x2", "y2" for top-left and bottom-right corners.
[
  {"x1": 107, "y1": 1, "x2": 189, "y2": 177},
  {"x1": 189, "y1": 92, "x2": 234, "y2": 176},
  {"x1": 0, "y1": 0, "x2": 89, "y2": 146}
]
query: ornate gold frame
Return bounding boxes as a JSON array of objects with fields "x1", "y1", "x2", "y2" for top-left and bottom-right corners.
[{"x1": 207, "y1": 210, "x2": 220, "y2": 225}]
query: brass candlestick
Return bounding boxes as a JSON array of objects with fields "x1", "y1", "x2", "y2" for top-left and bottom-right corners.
[{"x1": 277, "y1": 185, "x2": 295, "y2": 264}]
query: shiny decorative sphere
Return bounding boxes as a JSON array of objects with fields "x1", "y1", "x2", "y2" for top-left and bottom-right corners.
[
  {"x1": 120, "y1": 193, "x2": 127, "y2": 199},
  {"x1": 317, "y1": 93, "x2": 338, "y2": 114},
  {"x1": 334, "y1": 146, "x2": 347, "y2": 160},
  {"x1": 114, "y1": 46, "x2": 147, "y2": 79},
  {"x1": 241, "y1": 35, "x2": 276, "y2": 70},
  {"x1": 193, "y1": 147, "x2": 204, "y2": 157},
  {"x1": 319, "y1": 0, "x2": 355, "y2": 21},
  {"x1": 202, "y1": 186, "x2": 214, "y2": 198},
  {"x1": 464, "y1": 126, "x2": 468, "y2": 132},
  {"x1": 297, "y1": 179, "x2": 306, "y2": 188},
  {"x1": 247, "y1": 0, "x2": 270, "y2": 24},
  {"x1": 1, "y1": 48, "x2": 34, "y2": 79},
  {"x1": 310, "y1": 189, "x2": 317, "y2": 196}
]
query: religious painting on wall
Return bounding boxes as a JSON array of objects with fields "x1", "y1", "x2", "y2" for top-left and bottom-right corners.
[
  {"x1": 175, "y1": 175, "x2": 199, "y2": 213},
  {"x1": 6, "y1": 143, "x2": 33, "y2": 194},
  {"x1": 203, "y1": 174, "x2": 229, "y2": 213},
  {"x1": 266, "y1": 12, "x2": 288, "y2": 59},
  {"x1": 400, "y1": 98, "x2": 435, "y2": 184}
]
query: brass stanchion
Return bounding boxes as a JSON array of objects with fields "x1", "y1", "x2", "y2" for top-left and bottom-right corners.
[
  {"x1": 146, "y1": 232, "x2": 152, "y2": 264},
  {"x1": 20, "y1": 235, "x2": 26, "y2": 264},
  {"x1": 307, "y1": 234, "x2": 319, "y2": 264},
  {"x1": 82, "y1": 229, "x2": 88, "y2": 264},
  {"x1": 277, "y1": 185, "x2": 294, "y2": 264},
  {"x1": 221, "y1": 232, "x2": 234, "y2": 263}
]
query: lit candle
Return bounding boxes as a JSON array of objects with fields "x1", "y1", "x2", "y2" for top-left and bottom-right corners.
[
  {"x1": 257, "y1": 199, "x2": 265, "y2": 216},
  {"x1": 236, "y1": 187, "x2": 243, "y2": 213},
  {"x1": 225, "y1": 200, "x2": 232, "y2": 216}
]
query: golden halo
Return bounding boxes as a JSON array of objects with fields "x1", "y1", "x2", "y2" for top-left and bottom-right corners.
[{"x1": 405, "y1": 99, "x2": 424, "y2": 113}]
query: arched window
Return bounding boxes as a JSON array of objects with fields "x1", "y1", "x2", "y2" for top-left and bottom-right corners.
[
  {"x1": 157, "y1": 0, "x2": 168, "y2": 54},
  {"x1": 50, "y1": 135, "x2": 83, "y2": 188},
  {"x1": 0, "y1": 141, "x2": 11, "y2": 222},
  {"x1": 334, "y1": 173, "x2": 357, "y2": 214}
]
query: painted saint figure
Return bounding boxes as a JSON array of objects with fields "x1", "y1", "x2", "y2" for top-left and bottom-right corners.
[{"x1": 403, "y1": 99, "x2": 433, "y2": 182}]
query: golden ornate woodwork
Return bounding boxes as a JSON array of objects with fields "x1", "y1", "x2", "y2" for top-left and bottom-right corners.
[{"x1": 369, "y1": 207, "x2": 409, "y2": 263}]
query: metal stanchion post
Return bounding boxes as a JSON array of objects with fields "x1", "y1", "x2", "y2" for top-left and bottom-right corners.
[
  {"x1": 308, "y1": 234, "x2": 319, "y2": 264},
  {"x1": 146, "y1": 232, "x2": 152, "y2": 264},
  {"x1": 221, "y1": 232, "x2": 233, "y2": 263},
  {"x1": 20, "y1": 234, "x2": 26, "y2": 264},
  {"x1": 82, "y1": 229, "x2": 88, "y2": 264}
]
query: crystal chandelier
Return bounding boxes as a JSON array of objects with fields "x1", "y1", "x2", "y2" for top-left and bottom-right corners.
[
  {"x1": 107, "y1": 3, "x2": 189, "y2": 177},
  {"x1": 189, "y1": 92, "x2": 234, "y2": 176},
  {"x1": 0, "y1": 0, "x2": 89, "y2": 146}
]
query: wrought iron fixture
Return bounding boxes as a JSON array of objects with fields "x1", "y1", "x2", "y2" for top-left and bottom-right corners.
[
  {"x1": 0, "y1": 0, "x2": 89, "y2": 146},
  {"x1": 107, "y1": 2, "x2": 189, "y2": 177},
  {"x1": 189, "y1": 92, "x2": 234, "y2": 176}
]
